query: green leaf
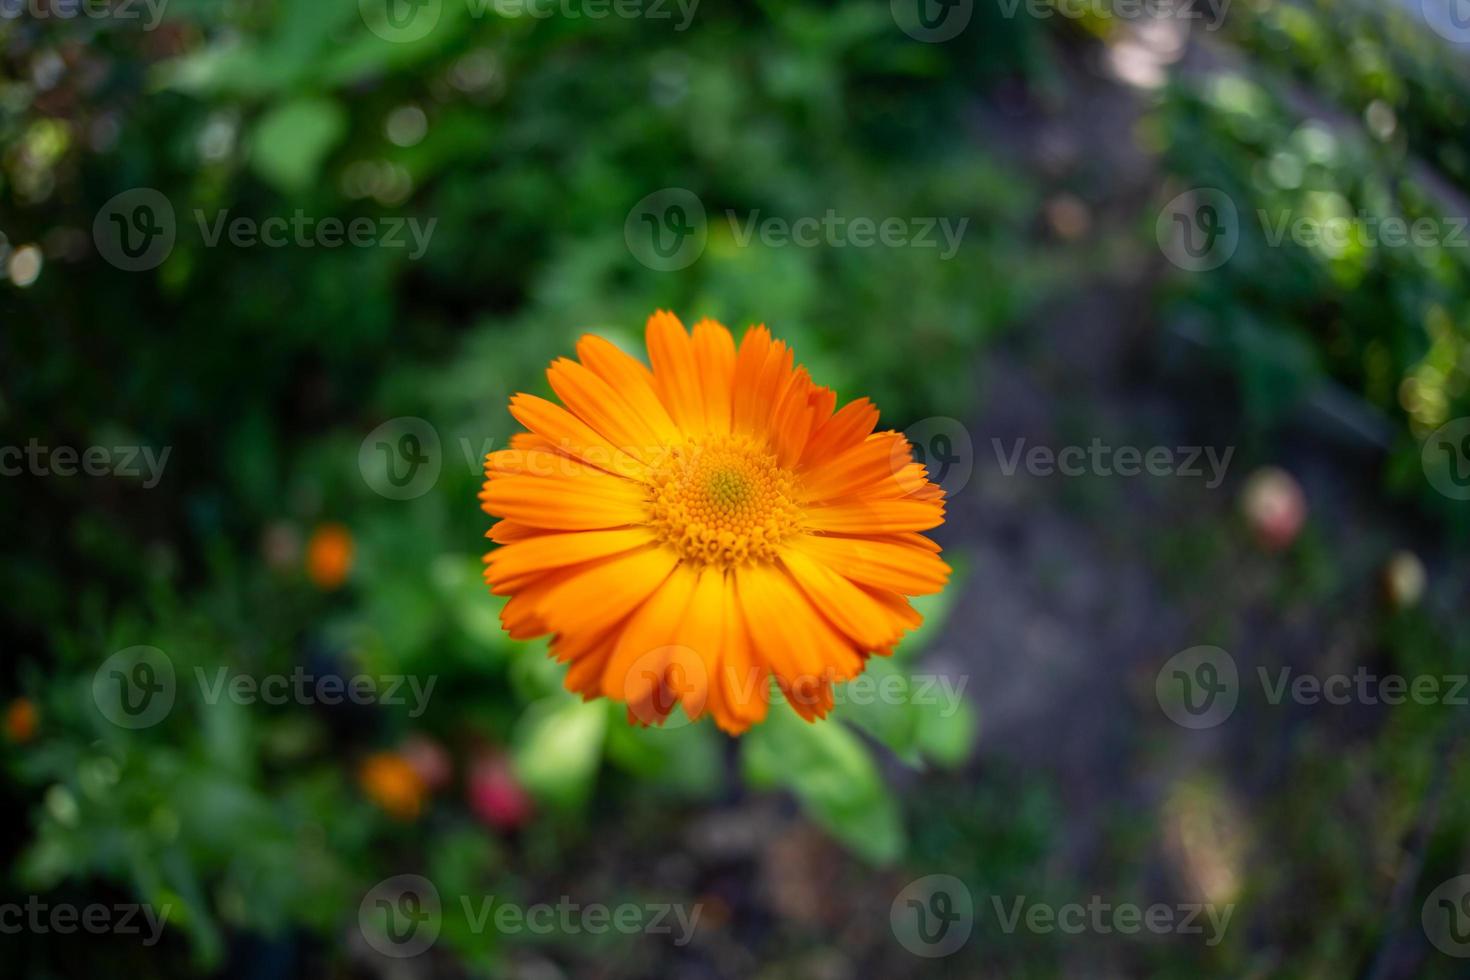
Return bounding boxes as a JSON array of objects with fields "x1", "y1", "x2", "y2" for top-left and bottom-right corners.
[
  {"x1": 431, "y1": 554, "x2": 511, "y2": 653},
  {"x1": 511, "y1": 695, "x2": 606, "y2": 810},
  {"x1": 605, "y1": 711, "x2": 725, "y2": 798},
  {"x1": 249, "y1": 98, "x2": 347, "y2": 194},
  {"x1": 832, "y1": 660, "x2": 979, "y2": 768},
  {"x1": 831, "y1": 658, "x2": 921, "y2": 762},
  {"x1": 743, "y1": 709, "x2": 904, "y2": 864},
  {"x1": 914, "y1": 696, "x2": 978, "y2": 768}
]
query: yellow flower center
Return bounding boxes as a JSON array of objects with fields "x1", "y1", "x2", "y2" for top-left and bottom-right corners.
[{"x1": 648, "y1": 435, "x2": 802, "y2": 567}]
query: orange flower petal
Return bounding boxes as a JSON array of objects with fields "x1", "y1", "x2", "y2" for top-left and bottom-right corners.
[
  {"x1": 535, "y1": 545, "x2": 680, "y2": 639},
  {"x1": 792, "y1": 534, "x2": 951, "y2": 595},
  {"x1": 481, "y1": 473, "x2": 648, "y2": 530},
  {"x1": 780, "y1": 549, "x2": 910, "y2": 650},
  {"x1": 802, "y1": 497, "x2": 946, "y2": 534},
  {"x1": 485, "y1": 527, "x2": 657, "y2": 594},
  {"x1": 575, "y1": 334, "x2": 680, "y2": 444},
  {"x1": 546, "y1": 357, "x2": 666, "y2": 466},
  {"x1": 508, "y1": 393, "x2": 650, "y2": 479},
  {"x1": 690, "y1": 319, "x2": 737, "y2": 434},
  {"x1": 647, "y1": 311, "x2": 709, "y2": 435}
]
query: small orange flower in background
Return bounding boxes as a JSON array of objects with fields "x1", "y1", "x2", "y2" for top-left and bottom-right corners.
[
  {"x1": 480, "y1": 312, "x2": 949, "y2": 734},
  {"x1": 306, "y1": 522, "x2": 354, "y2": 590},
  {"x1": 5, "y1": 697, "x2": 38, "y2": 743},
  {"x1": 358, "y1": 751, "x2": 426, "y2": 820}
]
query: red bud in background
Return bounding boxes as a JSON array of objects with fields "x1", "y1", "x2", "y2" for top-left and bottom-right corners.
[{"x1": 468, "y1": 753, "x2": 532, "y2": 831}]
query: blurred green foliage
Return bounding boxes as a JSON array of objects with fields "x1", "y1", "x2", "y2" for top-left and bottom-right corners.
[
  {"x1": 2, "y1": 0, "x2": 1034, "y2": 970},
  {"x1": 5, "y1": 0, "x2": 1470, "y2": 975},
  {"x1": 1154, "y1": 2, "x2": 1470, "y2": 535}
]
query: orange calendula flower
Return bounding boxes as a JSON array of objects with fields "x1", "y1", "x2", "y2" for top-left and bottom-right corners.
[{"x1": 480, "y1": 312, "x2": 949, "y2": 734}]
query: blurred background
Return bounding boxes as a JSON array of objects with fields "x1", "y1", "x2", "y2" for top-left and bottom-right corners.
[{"x1": 3, "y1": 0, "x2": 1470, "y2": 976}]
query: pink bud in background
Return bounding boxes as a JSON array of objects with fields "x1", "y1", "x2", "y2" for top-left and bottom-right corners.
[
  {"x1": 468, "y1": 753, "x2": 532, "y2": 831},
  {"x1": 1240, "y1": 466, "x2": 1306, "y2": 552},
  {"x1": 400, "y1": 733, "x2": 452, "y2": 792}
]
